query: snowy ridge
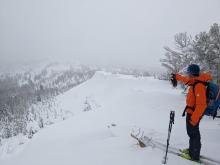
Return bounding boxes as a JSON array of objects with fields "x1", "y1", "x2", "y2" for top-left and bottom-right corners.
[{"x1": 0, "y1": 71, "x2": 220, "y2": 165}]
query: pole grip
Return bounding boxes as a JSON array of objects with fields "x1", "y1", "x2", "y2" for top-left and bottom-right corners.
[{"x1": 170, "y1": 111, "x2": 175, "y2": 124}]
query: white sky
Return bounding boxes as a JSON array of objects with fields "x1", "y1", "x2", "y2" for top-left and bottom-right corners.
[{"x1": 0, "y1": 0, "x2": 220, "y2": 70}]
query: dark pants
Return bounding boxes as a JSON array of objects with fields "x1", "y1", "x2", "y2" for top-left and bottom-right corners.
[{"x1": 186, "y1": 114, "x2": 201, "y2": 160}]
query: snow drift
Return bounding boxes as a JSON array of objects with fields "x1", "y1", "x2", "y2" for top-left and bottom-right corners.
[{"x1": 0, "y1": 71, "x2": 219, "y2": 165}]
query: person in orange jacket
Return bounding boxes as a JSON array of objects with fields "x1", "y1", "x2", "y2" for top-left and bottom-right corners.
[{"x1": 171, "y1": 64, "x2": 212, "y2": 161}]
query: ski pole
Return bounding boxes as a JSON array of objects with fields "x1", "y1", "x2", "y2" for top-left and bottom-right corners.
[{"x1": 163, "y1": 111, "x2": 175, "y2": 164}]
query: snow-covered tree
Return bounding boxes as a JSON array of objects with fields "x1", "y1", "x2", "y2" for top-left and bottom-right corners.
[
  {"x1": 193, "y1": 23, "x2": 220, "y2": 83},
  {"x1": 161, "y1": 23, "x2": 220, "y2": 85},
  {"x1": 160, "y1": 32, "x2": 194, "y2": 73}
]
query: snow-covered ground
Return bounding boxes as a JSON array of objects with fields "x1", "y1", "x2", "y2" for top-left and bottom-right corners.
[{"x1": 0, "y1": 71, "x2": 220, "y2": 165}]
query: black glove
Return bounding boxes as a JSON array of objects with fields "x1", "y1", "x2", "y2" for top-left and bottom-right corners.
[{"x1": 170, "y1": 73, "x2": 177, "y2": 87}]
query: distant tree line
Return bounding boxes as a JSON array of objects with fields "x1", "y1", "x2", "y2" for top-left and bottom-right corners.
[
  {"x1": 0, "y1": 66, "x2": 95, "y2": 141},
  {"x1": 160, "y1": 23, "x2": 220, "y2": 84},
  {"x1": 105, "y1": 68, "x2": 151, "y2": 77}
]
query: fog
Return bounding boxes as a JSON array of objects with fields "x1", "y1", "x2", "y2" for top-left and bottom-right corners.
[{"x1": 1, "y1": 0, "x2": 220, "y2": 70}]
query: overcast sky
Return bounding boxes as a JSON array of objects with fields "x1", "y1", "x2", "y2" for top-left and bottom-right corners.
[{"x1": 0, "y1": 0, "x2": 220, "y2": 70}]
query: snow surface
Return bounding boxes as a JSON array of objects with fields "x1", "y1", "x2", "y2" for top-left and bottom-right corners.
[{"x1": 0, "y1": 71, "x2": 220, "y2": 165}]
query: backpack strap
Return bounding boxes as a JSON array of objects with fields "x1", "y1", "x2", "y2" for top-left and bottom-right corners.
[
  {"x1": 182, "y1": 81, "x2": 207, "y2": 117},
  {"x1": 216, "y1": 88, "x2": 220, "y2": 101},
  {"x1": 191, "y1": 81, "x2": 208, "y2": 93}
]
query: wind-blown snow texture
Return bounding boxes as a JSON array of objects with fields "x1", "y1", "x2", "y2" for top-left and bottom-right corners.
[{"x1": 0, "y1": 71, "x2": 219, "y2": 165}]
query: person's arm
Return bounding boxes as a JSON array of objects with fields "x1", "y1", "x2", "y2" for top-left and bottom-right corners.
[
  {"x1": 175, "y1": 74, "x2": 190, "y2": 84},
  {"x1": 190, "y1": 83, "x2": 207, "y2": 126}
]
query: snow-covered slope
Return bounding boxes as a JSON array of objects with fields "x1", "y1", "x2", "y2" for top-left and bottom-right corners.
[{"x1": 0, "y1": 72, "x2": 220, "y2": 165}]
